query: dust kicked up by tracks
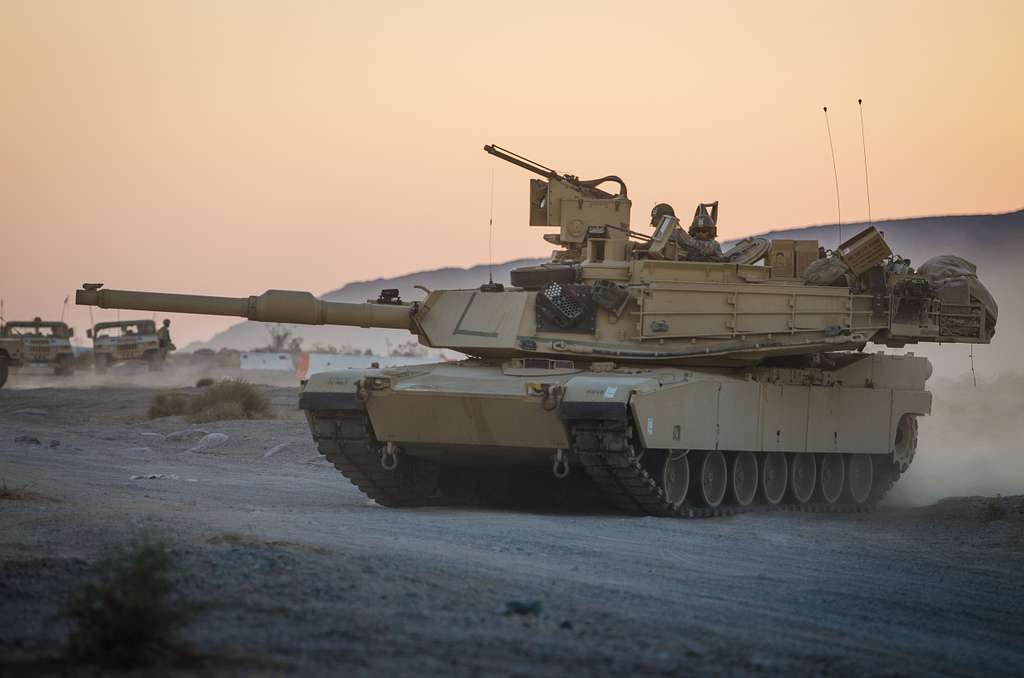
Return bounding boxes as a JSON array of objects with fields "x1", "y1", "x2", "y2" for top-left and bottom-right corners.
[{"x1": 1, "y1": 380, "x2": 1022, "y2": 676}]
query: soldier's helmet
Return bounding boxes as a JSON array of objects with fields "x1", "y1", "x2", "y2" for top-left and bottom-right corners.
[
  {"x1": 689, "y1": 202, "x2": 719, "y2": 240},
  {"x1": 162, "y1": 319, "x2": 171, "y2": 327},
  {"x1": 650, "y1": 203, "x2": 676, "y2": 226}
]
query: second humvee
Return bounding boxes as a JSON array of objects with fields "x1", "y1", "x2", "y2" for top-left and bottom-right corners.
[{"x1": 88, "y1": 320, "x2": 170, "y2": 372}]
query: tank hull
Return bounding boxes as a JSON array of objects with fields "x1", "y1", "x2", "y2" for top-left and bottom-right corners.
[{"x1": 299, "y1": 352, "x2": 929, "y2": 515}]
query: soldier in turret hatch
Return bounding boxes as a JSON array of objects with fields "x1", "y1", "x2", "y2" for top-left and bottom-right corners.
[
  {"x1": 673, "y1": 202, "x2": 724, "y2": 261},
  {"x1": 649, "y1": 201, "x2": 724, "y2": 262}
]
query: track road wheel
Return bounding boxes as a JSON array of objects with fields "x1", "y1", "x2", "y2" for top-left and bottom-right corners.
[
  {"x1": 788, "y1": 453, "x2": 816, "y2": 504},
  {"x1": 692, "y1": 451, "x2": 727, "y2": 508},
  {"x1": 760, "y1": 452, "x2": 787, "y2": 505},
  {"x1": 661, "y1": 450, "x2": 690, "y2": 506},
  {"x1": 817, "y1": 454, "x2": 845, "y2": 504},
  {"x1": 730, "y1": 452, "x2": 758, "y2": 506},
  {"x1": 845, "y1": 454, "x2": 873, "y2": 505}
]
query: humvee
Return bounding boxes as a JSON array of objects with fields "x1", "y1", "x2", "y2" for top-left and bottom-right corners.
[
  {"x1": 0, "y1": 319, "x2": 76, "y2": 377},
  {"x1": 88, "y1": 320, "x2": 171, "y2": 372},
  {"x1": 0, "y1": 337, "x2": 24, "y2": 388}
]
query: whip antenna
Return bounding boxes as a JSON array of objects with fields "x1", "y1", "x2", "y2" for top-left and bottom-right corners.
[
  {"x1": 858, "y1": 98, "x2": 872, "y2": 226},
  {"x1": 60, "y1": 294, "x2": 69, "y2": 323},
  {"x1": 488, "y1": 168, "x2": 495, "y2": 285},
  {"x1": 823, "y1": 106, "x2": 842, "y2": 244}
]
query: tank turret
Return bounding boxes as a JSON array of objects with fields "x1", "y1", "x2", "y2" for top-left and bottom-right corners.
[{"x1": 74, "y1": 144, "x2": 999, "y2": 518}]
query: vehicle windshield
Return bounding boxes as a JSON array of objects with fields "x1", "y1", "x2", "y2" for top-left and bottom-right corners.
[
  {"x1": 3, "y1": 324, "x2": 66, "y2": 338},
  {"x1": 94, "y1": 322, "x2": 155, "y2": 338}
]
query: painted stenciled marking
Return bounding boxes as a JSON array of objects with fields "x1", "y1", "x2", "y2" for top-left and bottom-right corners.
[{"x1": 604, "y1": 386, "x2": 617, "y2": 399}]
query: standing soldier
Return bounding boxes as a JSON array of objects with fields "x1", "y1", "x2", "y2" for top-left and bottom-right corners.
[{"x1": 157, "y1": 318, "x2": 175, "y2": 353}]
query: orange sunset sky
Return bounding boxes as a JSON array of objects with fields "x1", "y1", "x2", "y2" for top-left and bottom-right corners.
[{"x1": 2, "y1": 0, "x2": 1022, "y2": 346}]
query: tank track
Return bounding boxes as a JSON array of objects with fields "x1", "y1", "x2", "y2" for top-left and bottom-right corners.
[
  {"x1": 311, "y1": 410, "x2": 449, "y2": 507},
  {"x1": 571, "y1": 420, "x2": 900, "y2": 518}
]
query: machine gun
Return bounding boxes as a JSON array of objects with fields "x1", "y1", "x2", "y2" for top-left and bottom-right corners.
[{"x1": 484, "y1": 144, "x2": 632, "y2": 251}]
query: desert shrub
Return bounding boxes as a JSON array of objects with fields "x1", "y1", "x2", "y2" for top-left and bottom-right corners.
[
  {"x1": 64, "y1": 534, "x2": 189, "y2": 669},
  {"x1": 148, "y1": 392, "x2": 190, "y2": 419},
  {"x1": 0, "y1": 478, "x2": 41, "y2": 501},
  {"x1": 195, "y1": 377, "x2": 215, "y2": 388},
  {"x1": 148, "y1": 380, "x2": 271, "y2": 423},
  {"x1": 187, "y1": 379, "x2": 271, "y2": 422},
  {"x1": 188, "y1": 401, "x2": 247, "y2": 423},
  {"x1": 981, "y1": 495, "x2": 1009, "y2": 522}
]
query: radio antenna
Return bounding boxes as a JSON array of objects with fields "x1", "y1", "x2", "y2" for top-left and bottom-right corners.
[
  {"x1": 858, "y1": 98, "x2": 872, "y2": 226},
  {"x1": 488, "y1": 168, "x2": 495, "y2": 285},
  {"x1": 60, "y1": 294, "x2": 69, "y2": 323},
  {"x1": 823, "y1": 106, "x2": 842, "y2": 245}
]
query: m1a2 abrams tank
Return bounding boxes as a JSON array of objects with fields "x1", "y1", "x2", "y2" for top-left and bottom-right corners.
[{"x1": 76, "y1": 144, "x2": 998, "y2": 517}]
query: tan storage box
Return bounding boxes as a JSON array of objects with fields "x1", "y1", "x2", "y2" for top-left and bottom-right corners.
[{"x1": 838, "y1": 227, "x2": 892, "y2": 275}]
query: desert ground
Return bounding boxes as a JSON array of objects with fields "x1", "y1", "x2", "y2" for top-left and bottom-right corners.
[{"x1": 1, "y1": 366, "x2": 1022, "y2": 676}]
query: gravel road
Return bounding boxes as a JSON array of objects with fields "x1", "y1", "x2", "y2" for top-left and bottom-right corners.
[{"x1": 1, "y1": 382, "x2": 1022, "y2": 676}]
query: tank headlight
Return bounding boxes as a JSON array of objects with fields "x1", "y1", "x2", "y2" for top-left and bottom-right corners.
[{"x1": 368, "y1": 377, "x2": 391, "y2": 390}]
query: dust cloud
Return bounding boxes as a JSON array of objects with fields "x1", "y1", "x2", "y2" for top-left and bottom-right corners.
[{"x1": 889, "y1": 371, "x2": 1024, "y2": 506}]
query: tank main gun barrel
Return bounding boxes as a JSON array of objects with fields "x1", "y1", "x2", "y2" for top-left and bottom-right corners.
[{"x1": 75, "y1": 287, "x2": 415, "y2": 331}]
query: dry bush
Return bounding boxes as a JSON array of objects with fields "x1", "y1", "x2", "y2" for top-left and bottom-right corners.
[
  {"x1": 981, "y1": 495, "x2": 1010, "y2": 522},
  {"x1": 188, "y1": 401, "x2": 246, "y2": 423},
  {"x1": 195, "y1": 377, "x2": 215, "y2": 388},
  {"x1": 0, "y1": 478, "x2": 42, "y2": 501},
  {"x1": 148, "y1": 380, "x2": 272, "y2": 423},
  {"x1": 187, "y1": 379, "x2": 271, "y2": 422},
  {"x1": 147, "y1": 393, "x2": 189, "y2": 419},
  {"x1": 64, "y1": 533, "x2": 190, "y2": 669}
]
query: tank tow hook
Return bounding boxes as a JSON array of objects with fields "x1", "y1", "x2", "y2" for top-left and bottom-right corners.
[
  {"x1": 380, "y1": 442, "x2": 400, "y2": 471},
  {"x1": 552, "y1": 449, "x2": 570, "y2": 479}
]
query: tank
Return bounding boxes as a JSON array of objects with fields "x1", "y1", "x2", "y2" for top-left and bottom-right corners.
[
  {"x1": 0, "y1": 318, "x2": 76, "y2": 376},
  {"x1": 75, "y1": 144, "x2": 998, "y2": 517}
]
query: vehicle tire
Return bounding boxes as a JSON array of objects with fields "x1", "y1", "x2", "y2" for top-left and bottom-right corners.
[
  {"x1": 0, "y1": 358, "x2": 8, "y2": 388},
  {"x1": 55, "y1": 354, "x2": 75, "y2": 377},
  {"x1": 94, "y1": 354, "x2": 109, "y2": 374}
]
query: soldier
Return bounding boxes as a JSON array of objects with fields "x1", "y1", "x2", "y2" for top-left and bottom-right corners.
[
  {"x1": 648, "y1": 201, "x2": 725, "y2": 262},
  {"x1": 650, "y1": 202, "x2": 676, "y2": 226},
  {"x1": 672, "y1": 202, "x2": 724, "y2": 261},
  {"x1": 157, "y1": 318, "x2": 174, "y2": 351}
]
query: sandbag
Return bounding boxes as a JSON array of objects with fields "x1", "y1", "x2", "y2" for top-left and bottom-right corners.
[
  {"x1": 802, "y1": 256, "x2": 851, "y2": 286},
  {"x1": 918, "y1": 255, "x2": 977, "y2": 281},
  {"x1": 918, "y1": 255, "x2": 998, "y2": 325}
]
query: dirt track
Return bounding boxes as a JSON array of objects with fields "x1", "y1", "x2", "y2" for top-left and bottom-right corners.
[{"x1": 2, "y1": 382, "x2": 1023, "y2": 676}]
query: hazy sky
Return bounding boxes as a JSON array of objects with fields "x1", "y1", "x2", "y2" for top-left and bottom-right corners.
[{"x1": 2, "y1": 0, "x2": 1021, "y2": 346}]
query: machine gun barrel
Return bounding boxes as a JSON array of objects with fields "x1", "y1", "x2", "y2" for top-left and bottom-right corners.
[
  {"x1": 76, "y1": 287, "x2": 415, "y2": 331},
  {"x1": 484, "y1": 143, "x2": 625, "y2": 199},
  {"x1": 483, "y1": 144, "x2": 559, "y2": 179}
]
